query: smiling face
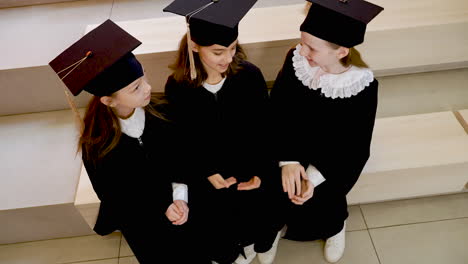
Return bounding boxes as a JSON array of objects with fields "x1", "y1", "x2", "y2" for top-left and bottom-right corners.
[
  {"x1": 193, "y1": 39, "x2": 238, "y2": 77},
  {"x1": 299, "y1": 31, "x2": 348, "y2": 71}
]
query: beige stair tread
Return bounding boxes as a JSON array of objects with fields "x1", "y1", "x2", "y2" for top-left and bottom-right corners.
[
  {"x1": 3, "y1": 1, "x2": 468, "y2": 116},
  {"x1": 0, "y1": 0, "x2": 79, "y2": 9},
  {"x1": 0, "y1": 110, "x2": 82, "y2": 210},
  {"x1": 348, "y1": 111, "x2": 468, "y2": 204},
  {"x1": 84, "y1": 1, "x2": 468, "y2": 90}
]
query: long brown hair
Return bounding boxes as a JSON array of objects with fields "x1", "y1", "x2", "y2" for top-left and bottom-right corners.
[
  {"x1": 79, "y1": 94, "x2": 166, "y2": 166},
  {"x1": 327, "y1": 42, "x2": 369, "y2": 68},
  {"x1": 169, "y1": 34, "x2": 247, "y2": 87}
]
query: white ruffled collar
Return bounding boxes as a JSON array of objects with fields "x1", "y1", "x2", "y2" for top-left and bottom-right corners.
[
  {"x1": 119, "y1": 107, "x2": 145, "y2": 138},
  {"x1": 292, "y1": 44, "x2": 374, "y2": 99}
]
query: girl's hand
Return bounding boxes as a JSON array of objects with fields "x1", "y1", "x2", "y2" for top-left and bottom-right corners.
[
  {"x1": 291, "y1": 179, "x2": 314, "y2": 205},
  {"x1": 165, "y1": 203, "x2": 182, "y2": 223},
  {"x1": 237, "y1": 176, "x2": 261, "y2": 191},
  {"x1": 172, "y1": 200, "x2": 189, "y2": 225},
  {"x1": 208, "y1": 173, "x2": 237, "y2": 189},
  {"x1": 281, "y1": 164, "x2": 307, "y2": 199}
]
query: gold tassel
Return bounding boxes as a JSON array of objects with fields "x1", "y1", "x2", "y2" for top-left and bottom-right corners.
[
  {"x1": 57, "y1": 51, "x2": 91, "y2": 136},
  {"x1": 186, "y1": 23, "x2": 197, "y2": 80},
  {"x1": 63, "y1": 87, "x2": 84, "y2": 136}
]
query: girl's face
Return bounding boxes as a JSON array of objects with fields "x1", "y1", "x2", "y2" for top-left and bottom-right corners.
[
  {"x1": 299, "y1": 32, "x2": 345, "y2": 69},
  {"x1": 111, "y1": 75, "x2": 152, "y2": 110},
  {"x1": 194, "y1": 40, "x2": 237, "y2": 76}
]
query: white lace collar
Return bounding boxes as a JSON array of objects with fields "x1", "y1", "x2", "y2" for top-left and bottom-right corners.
[
  {"x1": 119, "y1": 107, "x2": 145, "y2": 138},
  {"x1": 292, "y1": 44, "x2": 374, "y2": 99}
]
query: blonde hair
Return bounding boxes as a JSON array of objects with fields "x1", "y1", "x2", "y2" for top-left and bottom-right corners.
[{"x1": 327, "y1": 42, "x2": 369, "y2": 68}]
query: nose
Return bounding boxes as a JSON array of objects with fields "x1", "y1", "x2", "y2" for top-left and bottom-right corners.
[
  {"x1": 143, "y1": 80, "x2": 151, "y2": 93},
  {"x1": 225, "y1": 53, "x2": 233, "y2": 64},
  {"x1": 299, "y1": 47, "x2": 308, "y2": 58}
]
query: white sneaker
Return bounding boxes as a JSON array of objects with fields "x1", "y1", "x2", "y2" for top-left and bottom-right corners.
[
  {"x1": 234, "y1": 244, "x2": 256, "y2": 264},
  {"x1": 324, "y1": 221, "x2": 346, "y2": 263},
  {"x1": 257, "y1": 231, "x2": 281, "y2": 264}
]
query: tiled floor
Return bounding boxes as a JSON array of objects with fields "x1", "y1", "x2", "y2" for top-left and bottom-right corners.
[{"x1": 1, "y1": 192, "x2": 467, "y2": 264}]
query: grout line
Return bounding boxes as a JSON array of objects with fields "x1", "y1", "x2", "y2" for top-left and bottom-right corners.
[
  {"x1": 60, "y1": 257, "x2": 118, "y2": 264},
  {"x1": 368, "y1": 216, "x2": 468, "y2": 230},
  {"x1": 366, "y1": 229, "x2": 382, "y2": 264},
  {"x1": 359, "y1": 205, "x2": 382, "y2": 264},
  {"x1": 359, "y1": 205, "x2": 369, "y2": 229}
]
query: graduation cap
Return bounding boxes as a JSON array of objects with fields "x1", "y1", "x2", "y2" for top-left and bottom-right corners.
[
  {"x1": 301, "y1": 0, "x2": 384, "y2": 48},
  {"x1": 49, "y1": 19, "x2": 144, "y2": 96},
  {"x1": 163, "y1": 0, "x2": 257, "y2": 79}
]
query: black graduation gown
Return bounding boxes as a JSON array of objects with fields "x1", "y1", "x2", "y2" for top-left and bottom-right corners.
[
  {"x1": 165, "y1": 61, "x2": 282, "y2": 264},
  {"x1": 83, "y1": 112, "x2": 208, "y2": 264},
  {"x1": 270, "y1": 48, "x2": 378, "y2": 241}
]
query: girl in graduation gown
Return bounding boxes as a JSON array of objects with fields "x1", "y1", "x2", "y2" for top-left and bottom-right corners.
[
  {"x1": 270, "y1": 1, "x2": 384, "y2": 263},
  {"x1": 163, "y1": 1, "x2": 283, "y2": 263},
  {"x1": 49, "y1": 20, "x2": 209, "y2": 264}
]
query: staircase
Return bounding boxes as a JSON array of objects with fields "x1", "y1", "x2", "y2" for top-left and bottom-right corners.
[{"x1": 1, "y1": 0, "x2": 467, "y2": 244}]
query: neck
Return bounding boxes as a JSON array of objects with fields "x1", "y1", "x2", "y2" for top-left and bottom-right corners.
[
  {"x1": 203, "y1": 65, "x2": 223, "y2": 84},
  {"x1": 321, "y1": 62, "x2": 349, "y2": 74},
  {"x1": 115, "y1": 106, "x2": 136, "y2": 119}
]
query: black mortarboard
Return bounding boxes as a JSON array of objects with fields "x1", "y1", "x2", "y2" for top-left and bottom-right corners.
[
  {"x1": 164, "y1": 0, "x2": 257, "y2": 47},
  {"x1": 164, "y1": 0, "x2": 257, "y2": 80},
  {"x1": 49, "y1": 19, "x2": 144, "y2": 96},
  {"x1": 301, "y1": 0, "x2": 384, "y2": 48}
]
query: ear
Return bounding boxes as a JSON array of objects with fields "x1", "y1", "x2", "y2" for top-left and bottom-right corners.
[
  {"x1": 100, "y1": 96, "x2": 116, "y2": 107},
  {"x1": 336, "y1": 47, "x2": 349, "y2": 60},
  {"x1": 190, "y1": 40, "x2": 200, "y2": 53}
]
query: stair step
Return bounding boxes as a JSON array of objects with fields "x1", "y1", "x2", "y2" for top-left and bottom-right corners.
[
  {"x1": 74, "y1": 110, "x2": 468, "y2": 227},
  {"x1": 348, "y1": 111, "x2": 468, "y2": 204},
  {"x1": 1, "y1": 0, "x2": 468, "y2": 116},
  {"x1": 376, "y1": 68, "x2": 468, "y2": 118},
  {"x1": 0, "y1": 0, "x2": 79, "y2": 9},
  {"x1": 0, "y1": 110, "x2": 93, "y2": 244}
]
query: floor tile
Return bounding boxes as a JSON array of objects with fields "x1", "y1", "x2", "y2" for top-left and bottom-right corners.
[
  {"x1": 269, "y1": 231, "x2": 379, "y2": 264},
  {"x1": 370, "y1": 218, "x2": 468, "y2": 264},
  {"x1": 68, "y1": 259, "x2": 118, "y2": 264},
  {"x1": 347, "y1": 206, "x2": 367, "y2": 231},
  {"x1": 119, "y1": 256, "x2": 139, "y2": 264},
  {"x1": 119, "y1": 236, "x2": 134, "y2": 257},
  {"x1": 0, "y1": 233, "x2": 120, "y2": 264},
  {"x1": 361, "y1": 193, "x2": 468, "y2": 228}
]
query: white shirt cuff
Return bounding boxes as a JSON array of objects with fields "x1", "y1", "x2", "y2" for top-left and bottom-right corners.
[
  {"x1": 279, "y1": 161, "x2": 300, "y2": 167},
  {"x1": 306, "y1": 164, "x2": 326, "y2": 187},
  {"x1": 172, "y1": 183, "x2": 188, "y2": 203}
]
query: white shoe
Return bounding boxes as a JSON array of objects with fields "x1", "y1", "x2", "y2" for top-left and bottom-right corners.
[
  {"x1": 234, "y1": 244, "x2": 256, "y2": 264},
  {"x1": 324, "y1": 222, "x2": 346, "y2": 263},
  {"x1": 257, "y1": 231, "x2": 281, "y2": 264}
]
